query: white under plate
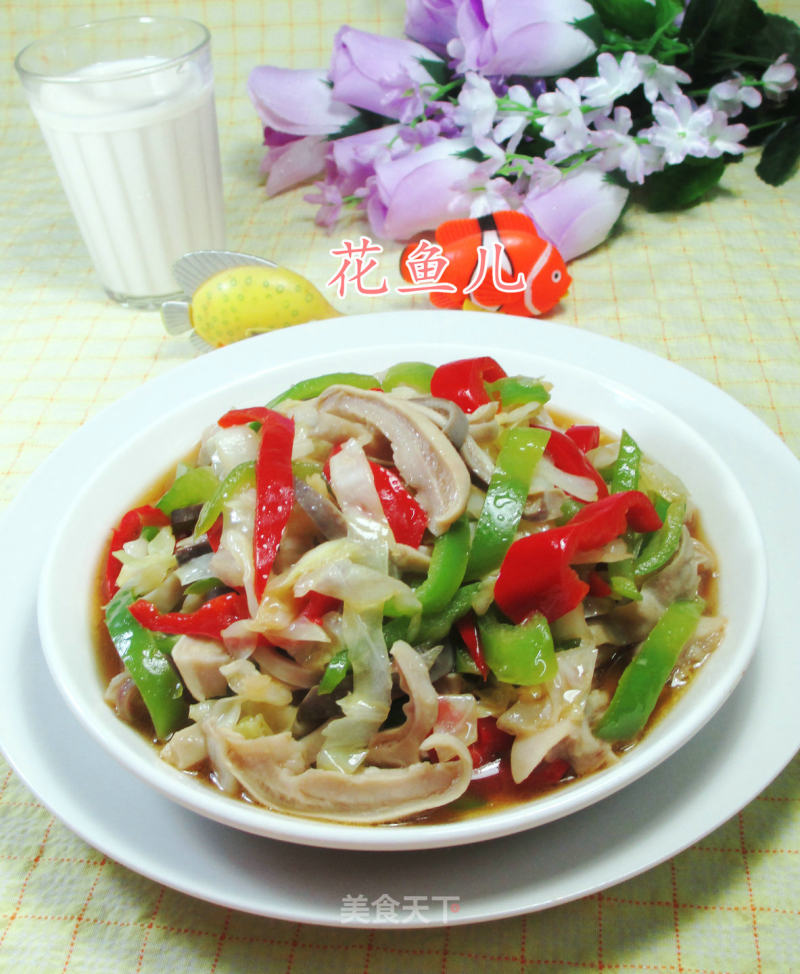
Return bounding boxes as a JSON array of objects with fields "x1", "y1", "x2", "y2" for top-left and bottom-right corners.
[{"x1": 1, "y1": 312, "x2": 798, "y2": 927}]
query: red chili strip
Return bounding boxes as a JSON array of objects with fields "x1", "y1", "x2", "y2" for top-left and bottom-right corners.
[
  {"x1": 129, "y1": 591, "x2": 250, "y2": 640},
  {"x1": 369, "y1": 462, "x2": 428, "y2": 547},
  {"x1": 456, "y1": 612, "x2": 489, "y2": 680},
  {"x1": 494, "y1": 490, "x2": 662, "y2": 623},
  {"x1": 430, "y1": 356, "x2": 507, "y2": 414},
  {"x1": 564, "y1": 424, "x2": 600, "y2": 453},
  {"x1": 534, "y1": 425, "x2": 608, "y2": 500},
  {"x1": 104, "y1": 505, "x2": 171, "y2": 600},
  {"x1": 253, "y1": 410, "x2": 296, "y2": 600},
  {"x1": 217, "y1": 406, "x2": 271, "y2": 428}
]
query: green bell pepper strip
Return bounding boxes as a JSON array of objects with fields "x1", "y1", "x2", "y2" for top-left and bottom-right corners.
[
  {"x1": 635, "y1": 498, "x2": 686, "y2": 578},
  {"x1": 266, "y1": 371, "x2": 379, "y2": 408},
  {"x1": 104, "y1": 589, "x2": 188, "y2": 740},
  {"x1": 413, "y1": 516, "x2": 470, "y2": 613},
  {"x1": 610, "y1": 430, "x2": 641, "y2": 493},
  {"x1": 383, "y1": 582, "x2": 482, "y2": 648},
  {"x1": 608, "y1": 430, "x2": 643, "y2": 601},
  {"x1": 380, "y1": 361, "x2": 435, "y2": 393},
  {"x1": 484, "y1": 375, "x2": 550, "y2": 410},
  {"x1": 156, "y1": 466, "x2": 219, "y2": 516},
  {"x1": 465, "y1": 427, "x2": 551, "y2": 580},
  {"x1": 318, "y1": 649, "x2": 351, "y2": 694},
  {"x1": 594, "y1": 597, "x2": 705, "y2": 741},
  {"x1": 194, "y1": 461, "x2": 256, "y2": 537},
  {"x1": 477, "y1": 610, "x2": 557, "y2": 685}
]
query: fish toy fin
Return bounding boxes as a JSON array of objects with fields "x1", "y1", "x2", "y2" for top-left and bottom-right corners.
[
  {"x1": 161, "y1": 300, "x2": 193, "y2": 335},
  {"x1": 189, "y1": 331, "x2": 215, "y2": 355},
  {"x1": 172, "y1": 250, "x2": 278, "y2": 298},
  {"x1": 490, "y1": 210, "x2": 541, "y2": 237},
  {"x1": 435, "y1": 217, "x2": 481, "y2": 246}
]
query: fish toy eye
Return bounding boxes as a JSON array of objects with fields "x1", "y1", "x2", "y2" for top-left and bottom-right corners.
[{"x1": 552, "y1": 270, "x2": 562, "y2": 283}]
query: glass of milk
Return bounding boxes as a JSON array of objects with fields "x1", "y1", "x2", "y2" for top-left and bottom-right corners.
[{"x1": 15, "y1": 16, "x2": 226, "y2": 308}]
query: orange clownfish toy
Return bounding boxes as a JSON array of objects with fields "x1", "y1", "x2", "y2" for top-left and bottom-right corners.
[{"x1": 400, "y1": 210, "x2": 570, "y2": 316}]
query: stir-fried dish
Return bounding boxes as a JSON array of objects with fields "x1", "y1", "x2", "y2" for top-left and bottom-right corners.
[{"x1": 100, "y1": 357, "x2": 725, "y2": 825}]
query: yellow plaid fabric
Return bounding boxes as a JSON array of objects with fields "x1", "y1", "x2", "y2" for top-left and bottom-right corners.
[{"x1": 1, "y1": 1, "x2": 798, "y2": 970}]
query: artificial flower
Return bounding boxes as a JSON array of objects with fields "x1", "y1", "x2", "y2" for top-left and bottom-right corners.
[
  {"x1": 449, "y1": 0, "x2": 598, "y2": 79},
  {"x1": 329, "y1": 26, "x2": 442, "y2": 121},
  {"x1": 249, "y1": 0, "x2": 800, "y2": 259},
  {"x1": 248, "y1": 66, "x2": 357, "y2": 136},
  {"x1": 404, "y1": 0, "x2": 461, "y2": 55},
  {"x1": 522, "y1": 165, "x2": 629, "y2": 261}
]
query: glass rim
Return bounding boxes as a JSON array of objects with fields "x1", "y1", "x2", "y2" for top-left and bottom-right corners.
[{"x1": 14, "y1": 15, "x2": 210, "y2": 85}]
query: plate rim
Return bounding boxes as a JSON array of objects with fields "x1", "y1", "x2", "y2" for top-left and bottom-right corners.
[{"x1": 1, "y1": 310, "x2": 798, "y2": 927}]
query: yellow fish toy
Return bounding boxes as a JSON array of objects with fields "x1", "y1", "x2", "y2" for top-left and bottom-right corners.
[{"x1": 162, "y1": 250, "x2": 340, "y2": 353}]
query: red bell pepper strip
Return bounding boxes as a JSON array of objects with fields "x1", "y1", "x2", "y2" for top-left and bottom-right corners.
[
  {"x1": 369, "y1": 462, "x2": 428, "y2": 547},
  {"x1": 129, "y1": 591, "x2": 250, "y2": 640},
  {"x1": 430, "y1": 356, "x2": 507, "y2": 414},
  {"x1": 534, "y1": 425, "x2": 608, "y2": 500},
  {"x1": 468, "y1": 716, "x2": 514, "y2": 768},
  {"x1": 104, "y1": 505, "x2": 171, "y2": 600},
  {"x1": 565, "y1": 424, "x2": 600, "y2": 453},
  {"x1": 456, "y1": 612, "x2": 489, "y2": 680},
  {"x1": 298, "y1": 590, "x2": 341, "y2": 625},
  {"x1": 217, "y1": 406, "x2": 271, "y2": 428},
  {"x1": 254, "y1": 410, "x2": 295, "y2": 600},
  {"x1": 323, "y1": 443, "x2": 429, "y2": 547},
  {"x1": 494, "y1": 490, "x2": 662, "y2": 623}
]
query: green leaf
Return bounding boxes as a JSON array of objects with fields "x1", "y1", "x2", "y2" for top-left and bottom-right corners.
[
  {"x1": 329, "y1": 109, "x2": 394, "y2": 141},
  {"x1": 588, "y1": 0, "x2": 656, "y2": 39},
  {"x1": 679, "y1": 0, "x2": 767, "y2": 75},
  {"x1": 573, "y1": 12, "x2": 606, "y2": 48},
  {"x1": 756, "y1": 117, "x2": 800, "y2": 186},
  {"x1": 640, "y1": 157, "x2": 727, "y2": 211},
  {"x1": 417, "y1": 57, "x2": 451, "y2": 87},
  {"x1": 748, "y1": 13, "x2": 800, "y2": 66}
]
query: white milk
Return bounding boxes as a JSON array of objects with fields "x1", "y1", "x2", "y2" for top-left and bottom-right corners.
[{"x1": 29, "y1": 56, "x2": 225, "y2": 302}]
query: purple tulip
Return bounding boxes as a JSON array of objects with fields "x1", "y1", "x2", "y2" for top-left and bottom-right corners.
[
  {"x1": 521, "y1": 165, "x2": 629, "y2": 260},
  {"x1": 329, "y1": 26, "x2": 443, "y2": 121},
  {"x1": 452, "y1": 0, "x2": 598, "y2": 78},
  {"x1": 248, "y1": 66, "x2": 357, "y2": 136},
  {"x1": 404, "y1": 0, "x2": 462, "y2": 55},
  {"x1": 262, "y1": 135, "x2": 331, "y2": 197},
  {"x1": 366, "y1": 137, "x2": 480, "y2": 239},
  {"x1": 329, "y1": 124, "x2": 404, "y2": 197}
]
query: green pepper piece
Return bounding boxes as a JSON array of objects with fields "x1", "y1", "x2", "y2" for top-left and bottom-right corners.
[
  {"x1": 104, "y1": 589, "x2": 188, "y2": 740},
  {"x1": 318, "y1": 649, "x2": 351, "y2": 694},
  {"x1": 610, "y1": 430, "x2": 641, "y2": 493},
  {"x1": 266, "y1": 371, "x2": 379, "y2": 408},
  {"x1": 608, "y1": 430, "x2": 643, "y2": 600},
  {"x1": 194, "y1": 461, "x2": 256, "y2": 536},
  {"x1": 291, "y1": 458, "x2": 324, "y2": 480},
  {"x1": 477, "y1": 609, "x2": 557, "y2": 685},
  {"x1": 381, "y1": 361, "x2": 436, "y2": 393},
  {"x1": 635, "y1": 498, "x2": 686, "y2": 578},
  {"x1": 156, "y1": 465, "x2": 219, "y2": 516},
  {"x1": 383, "y1": 582, "x2": 482, "y2": 648},
  {"x1": 485, "y1": 375, "x2": 550, "y2": 409},
  {"x1": 466, "y1": 426, "x2": 550, "y2": 580},
  {"x1": 414, "y1": 517, "x2": 470, "y2": 614},
  {"x1": 594, "y1": 597, "x2": 705, "y2": 741}
]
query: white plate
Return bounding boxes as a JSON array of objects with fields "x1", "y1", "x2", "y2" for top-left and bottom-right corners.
[
  {"x1": 36, "y1": 313, "x2": 766, "y2": 852},
  {"x1": 1, "y1": 312, "x2": 798, "y2": 927}
]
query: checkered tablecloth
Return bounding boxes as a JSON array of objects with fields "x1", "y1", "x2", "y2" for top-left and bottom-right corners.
[{"x1": 1, "y1": 1, "x2": 798, "y2": 970}]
